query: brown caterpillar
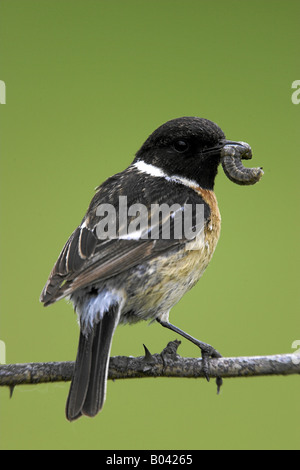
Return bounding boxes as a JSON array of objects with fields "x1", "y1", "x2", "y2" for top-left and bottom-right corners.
[{"x1": 221, "y1": 141, "x2": 264, "y2": 185}]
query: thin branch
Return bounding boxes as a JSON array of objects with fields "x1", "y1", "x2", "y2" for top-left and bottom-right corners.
[{"x1": 0, "y1": 341, "x2": 299, "y2": 389}]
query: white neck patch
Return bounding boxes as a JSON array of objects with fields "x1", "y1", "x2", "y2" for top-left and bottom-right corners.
[{"x1": 133, "y1": 160, "x2": 199, "y2": 190}]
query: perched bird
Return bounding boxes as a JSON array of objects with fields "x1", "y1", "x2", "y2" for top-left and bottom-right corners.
[{"x1": 40, "y1": 117, "x2": 263, "y2": 421}]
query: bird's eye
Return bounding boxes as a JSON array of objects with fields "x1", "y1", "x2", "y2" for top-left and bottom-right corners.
[{"x1": 173, "y1": 140, "x2": 189, "y2": 153}]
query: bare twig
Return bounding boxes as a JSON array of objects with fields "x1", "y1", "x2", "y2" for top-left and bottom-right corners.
[{"x1": 0, "y1": 341, "x2": 299, "y2": 389}]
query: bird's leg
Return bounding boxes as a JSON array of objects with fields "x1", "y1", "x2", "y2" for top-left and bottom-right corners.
[{"x1": 156, "y1": 319, "x2": 222, "y2": 384}]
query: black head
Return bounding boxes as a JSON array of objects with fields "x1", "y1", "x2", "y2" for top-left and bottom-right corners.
[{"x1": 134, "y1": 117, "x2": 226, "y2": 190}]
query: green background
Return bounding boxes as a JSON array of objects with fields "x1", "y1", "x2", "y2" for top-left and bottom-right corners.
[{"x1": 0, "y1": 0, "x2": 299, "y2": 450}]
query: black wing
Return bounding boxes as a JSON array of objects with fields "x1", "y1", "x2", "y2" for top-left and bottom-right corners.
[{"x1": 40, "y1": 165, "x2": 210, "y2": 306}]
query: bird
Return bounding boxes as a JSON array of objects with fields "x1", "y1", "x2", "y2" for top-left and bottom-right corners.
[{"x1": 40, "y1": 116, "x2": 260, "y2": 421}]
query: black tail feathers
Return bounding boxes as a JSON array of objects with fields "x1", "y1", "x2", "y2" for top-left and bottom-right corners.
[{"x1": 66, "y1": 303, "x2": 120, "y2": 421}]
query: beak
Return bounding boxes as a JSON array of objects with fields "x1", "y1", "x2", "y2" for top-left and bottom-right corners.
[{"x1": 202, "y1": 140, "x2": 252, "y2": 161}]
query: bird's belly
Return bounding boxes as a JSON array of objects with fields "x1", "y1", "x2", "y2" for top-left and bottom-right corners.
[{"x1": 121, "y1": 212, "x2": 221, "y2": 324}]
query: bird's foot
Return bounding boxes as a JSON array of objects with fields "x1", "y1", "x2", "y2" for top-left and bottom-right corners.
[{"x1": 197, "y1": 342, "x2": 223, "y2": 392}]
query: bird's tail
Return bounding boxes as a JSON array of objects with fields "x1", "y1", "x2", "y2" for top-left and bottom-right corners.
[{"x1": 66, "y1": 303, "x2": 120, "y2": 421}]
